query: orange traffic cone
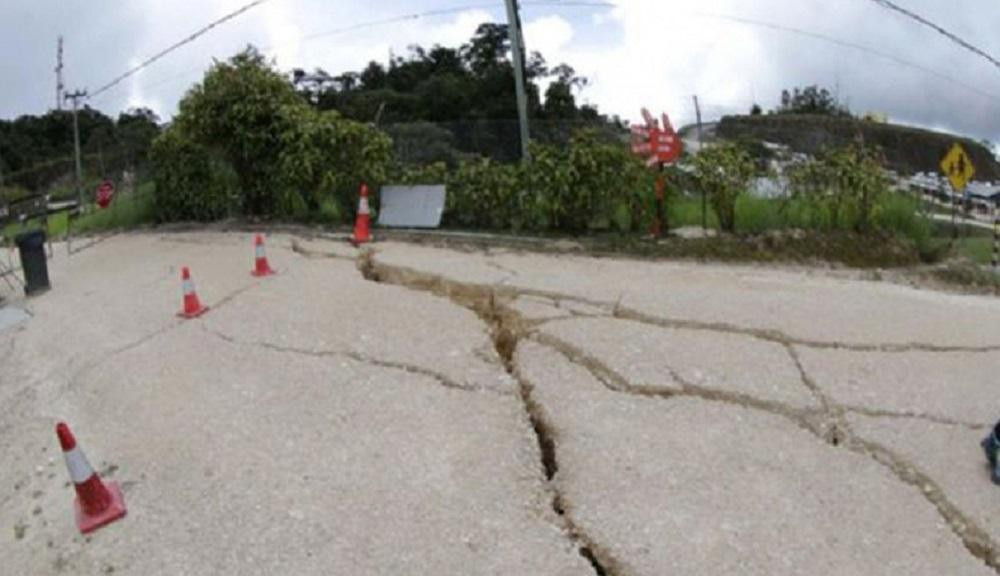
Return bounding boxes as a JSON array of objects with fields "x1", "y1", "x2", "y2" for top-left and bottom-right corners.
[
  {"x1": 178, "y1": 266, "x2": 208, "y2": 318},
  {"x1": 352, "y1": 183, "x2": 372, "y2": 245},
  {"x1": 56, "y1": 422, "x2": 127, "y2": 534},
  {"x1": 251, "y1": 234, "x2": 275, "y2": 277}
]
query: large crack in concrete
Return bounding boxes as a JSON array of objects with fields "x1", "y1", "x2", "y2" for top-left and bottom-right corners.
[
  {"x1": 356, "y1": 245, "x2": 1000, "y2": 575},
  {"x1": 352, "y1": 247, "x2": 1000, "y2": 353},
  {"x1": 357, "y1": 249, "x2": 620, "y2": 576}
]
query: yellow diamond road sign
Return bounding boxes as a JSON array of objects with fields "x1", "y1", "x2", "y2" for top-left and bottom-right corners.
[{"x1": 940, "y1": 143, "x2": 975, "y2": 192}]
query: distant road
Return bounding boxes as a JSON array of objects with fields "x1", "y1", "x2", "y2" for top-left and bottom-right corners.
[{"x1": 929, "y1": 212, "x2": 996, "y2": 231}]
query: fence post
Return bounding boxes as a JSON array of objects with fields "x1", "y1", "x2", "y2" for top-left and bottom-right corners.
[{"x1": 993, "y1": 202, "x2": 999, "y2": 272}]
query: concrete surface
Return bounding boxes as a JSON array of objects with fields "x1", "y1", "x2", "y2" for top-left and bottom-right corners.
[
  {"x1": 516, "y1": 341, "x2": 993, "y2": 576},
  {"x1": 799, "y1": 347, "x2": 1000, "y2": 425},
  {"x1": 3, "y1": 230, "x2": 1000, "y2": 575},
  {"x1": 848, "y1": 414, "x2": 1000, "y2": 546},
  {"x1": 537, "y1": 317, "x2": 819, "y2": 410},
  {"x1": 374, "y1": 241, "x2": 1000, "y2": 347},
  {"x1": 0, "y1": 305, "x2": 30, "y2": 333}
]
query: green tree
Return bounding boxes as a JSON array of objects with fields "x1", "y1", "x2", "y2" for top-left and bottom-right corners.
[
  {"x1": 155, "y1": 47, "x2": 391, "y2": 221},
  {"x1": 691, "y1": 143, "x2": 756, "y2": 233},
  {"x1": 777, "y1": 85, "x2": 849, "y2": 116},
  {"x1": 296, "y1": 23, "x2": 616, "y2": 163},
  {"x1": 116, "y1": 108, "x2": 161, "y2": 168},
  {"x1": 176, "y1": 48, "x2": 304, "y2": 215}
]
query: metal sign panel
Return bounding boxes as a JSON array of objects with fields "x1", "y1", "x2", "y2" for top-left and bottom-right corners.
[
  {"x1": 940, "y1": 143, "x2": 975, "y2": 192},
  {"x1": 377, "y1": 185, "x2": 447, "y2": 229},
  {"x1": 630, "y1": 108, "x2": 682, "y2": 167}
]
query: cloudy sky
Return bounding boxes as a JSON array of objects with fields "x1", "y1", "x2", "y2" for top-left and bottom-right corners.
[{"x1": 3, "y1": 0, "x2": 1000, "y2": 141}]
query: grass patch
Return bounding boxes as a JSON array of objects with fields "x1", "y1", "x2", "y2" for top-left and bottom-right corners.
[
  {"x1": 597, "y1": 230, "x2": 922, "y2": 268},
  {"x1": 931, "y1": 261, "x2": 1000, "y2": 293},
  {"x1": 2, "y1": 183, "x2": 156, "y2": 242},
  {"x1": 668, "y1": 195, "x2": 719, "y2": 229},
  {"x1": 71, "y1": 185, "x2": 156, "y2": 235}
]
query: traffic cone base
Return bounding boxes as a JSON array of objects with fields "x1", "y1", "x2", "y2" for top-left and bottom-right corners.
[
  {"x1": 177, "y1": 305, "x2": 209, "y2": 319},
  {"x1": 251, "y1": 267, "x2": 274, "y2": 278},
  {"x1": 75, "y1": 481, "x2": 126, "y2": 534}
]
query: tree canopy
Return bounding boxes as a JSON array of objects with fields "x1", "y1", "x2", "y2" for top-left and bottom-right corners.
[
  {"x1": 291, "y1": 23, "x2": 615, "y2": 163},
  {"x1": 776, "y1": 85, "x2": 850, "y2": 117},
  {"x1": 0, "y1": 107, "x2": 160, "y2": 196}
]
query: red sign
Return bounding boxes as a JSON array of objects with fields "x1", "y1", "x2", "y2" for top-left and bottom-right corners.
[
  {"x1": 630, "y1": 108, "x2": 682, "y2": 167},
  {"x1": 96, "y1": 180, "x2": 115, "y2": 209}
]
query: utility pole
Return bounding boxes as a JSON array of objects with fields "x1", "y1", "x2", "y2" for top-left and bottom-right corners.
[
  {"x1": 504, "y1": 0, "x2": 531, "y2": 163},
  {"x1": 55, "y1": 36, "x2": 65, "y2": 110},
  {"x1": 65, "y1": 90, "x2": 87, "y2": 210},
  {"x1": 693, "y1": 95, "x2": 706, "y2": 231}
]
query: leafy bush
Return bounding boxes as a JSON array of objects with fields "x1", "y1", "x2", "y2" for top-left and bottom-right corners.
[
  {"x1": 153, "y1": 48, "x2": 391, "y2": 222},
  {"x1": 394, "y1": 162, "x2": 450, "y2": 185},
  {"x1": 150, "y1": 128, "x2": 235, "y2": 222},
  {"x1": 690, "y1": 142, "x2": 755, "y2": 233},
  {"x1": 438, "y1": 129, "x2": 652, "y2": 233},
  {"x1": 786, "y1": 144, "x2": 891, "y2": 232},
  {"x1": 0, "y1": 185, "x2": 33, "y2": 205},
  {"x1": 444, "y1": 158, "x2": 522, "y2": 229}
]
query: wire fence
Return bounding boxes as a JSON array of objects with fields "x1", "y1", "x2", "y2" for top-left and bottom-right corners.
[{"x1": 384, "y1": 119, "x2": 627, "y2": 166}]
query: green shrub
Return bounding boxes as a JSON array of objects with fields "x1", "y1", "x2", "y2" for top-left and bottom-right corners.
[
  {"x1": 786, "y1": 144, "x2": 890, "y2": 232},
  {"x1": 444, "y1": 158, "x2": 521, "y2": 229},
  {"x1": 0, "y1": 185, "x2": 33, "y2": 205},
  {"x1": 439, "y1": 129, "x2": 652, "y2": 233},
  {"x1": 153, "y1": 47, "x2": 392, "y2": 222},
  {"x1": 690, "y1": 142, "x2": 756, "y2": 233},
  {"x1": 394, "y1": 162, "x2": 449, "y2": 185},
  {"x1": 150, "y1": 128, "x2": 235, "y2": 222}
]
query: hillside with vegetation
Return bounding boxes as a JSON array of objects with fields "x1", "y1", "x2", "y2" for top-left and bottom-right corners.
[
  {"x1": 712, "y1": 86, "x2": 999, "y2": 180},
  {"x1": 718, "y1": 114, "x2": 1000, "y2": 180}
]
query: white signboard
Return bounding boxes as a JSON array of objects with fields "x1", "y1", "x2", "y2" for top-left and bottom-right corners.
[{"x1": 377, "y1": 185, "x2": 447, "y2": 229}]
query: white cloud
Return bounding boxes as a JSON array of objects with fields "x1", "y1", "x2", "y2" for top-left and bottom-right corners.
[
  {"x1": 258, "y1": 0, "x2": 303, "y2": 68},
  {"x1": 524, "y1": 15, "x2": 574, "y2": 59},
  {"x1": 8, "y1": 0, "x2": 1000, "y2": 142}
]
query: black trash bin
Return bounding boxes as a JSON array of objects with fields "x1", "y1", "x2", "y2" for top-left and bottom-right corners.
[{"x1": 15, "y1": 229, "x2": 50, "y2": 296}]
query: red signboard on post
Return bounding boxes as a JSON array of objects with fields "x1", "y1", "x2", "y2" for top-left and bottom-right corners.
[
  {"x1": 630, "y1": 108, "x2": 682, "y2": 167},
  {"x1": 630, "y1": 108, "x2": 682, "y2": 238},
  {"x1": 96, "y1": 180, "x2": 115, "y2": 209}
]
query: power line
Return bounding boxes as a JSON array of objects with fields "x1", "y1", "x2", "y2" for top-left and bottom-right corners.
[
  {"x1": 88, "y1": 0, "x2": 274, "y2": 99},
  {"x1": 696, "y1": 11, "x2": 1000, "y2": 107},
  {"x1": 91, "y1": 1, "x2": 615, "y2": 105},
  {"x1": 864, "y1": 0, "x2": 1000, "y2": 72},
  {"x1": 293, "y1": 2, "x2": 613, "y2": 47}
]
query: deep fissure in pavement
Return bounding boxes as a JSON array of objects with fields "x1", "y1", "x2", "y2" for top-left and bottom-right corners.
[
  {"x1": 354, "y1": 245, "x2": 1000, "y2": 575},
  {"x1": 356, "y1": 249, "x2": 619, "y2": 576}
]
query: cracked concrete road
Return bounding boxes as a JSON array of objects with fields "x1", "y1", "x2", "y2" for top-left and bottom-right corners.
[{"x1": 3, "y1": 231, "x2": 1000, "y2": 575}]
